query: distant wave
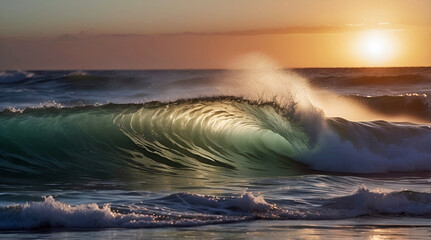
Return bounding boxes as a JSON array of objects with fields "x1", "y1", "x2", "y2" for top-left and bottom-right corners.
[
  {"x1": 2, "y1": 188, "x2": 431, "y2": 230},
  {"x1": 309, "y1": 73, "x2": 431, "y2": 87},
  {"x1": 1, "y1": 97, "x2": 431, "y2": 178},
  {"x1": 0, "y1": 71, "x2": 34, "y2": 83},
  {"x1": 67, "y1": 70, "x2": 88, "y2": 76},
  {"x1": 346, "y1": 95, "x2": 431, "y2": 122}
]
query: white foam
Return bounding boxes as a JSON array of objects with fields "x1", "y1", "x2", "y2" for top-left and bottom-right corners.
[
  {"x1": 298, "y1": 122, "x2": 431, "y2": 173},
  {"x1": 35, "y1": 100, "x2": 65, "y2": 109},
  {"x1": 2, "y1": 107, "x2": 24, "y2": 113},
  {"x1": 0, "y1": 192, "x2": 270, "y2": 230},
  {"x1": 2, "y1": 189, "x2": 431, "y2": 230},
  {"x1": 0, "y1": 196, "x2": 150, "y2": 229}
]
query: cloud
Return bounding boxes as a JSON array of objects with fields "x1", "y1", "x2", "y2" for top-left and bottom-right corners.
[
  {"x1": 55, "y1": 29, "x2": 96, "y2": 41},
  {"x1": 190, "y1": 23, "x2": 408, "y2": 36},
  {"x1": 90, "y1": 23, "x2": 409, "y2": 39},
  {"x1": 50, "y1": 23, "x2": 414, "y2": 42}
]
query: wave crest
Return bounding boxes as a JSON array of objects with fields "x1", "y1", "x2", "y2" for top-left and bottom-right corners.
[
  {"x1": 0, "y1": 71, "x2": 34, "y2": 83},
  {"x1": 0, "y1": 98, "x2": 431, "y2": 177}
]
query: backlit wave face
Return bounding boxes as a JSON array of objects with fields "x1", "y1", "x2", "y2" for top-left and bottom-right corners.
[
  {"x1": 113, "y1": 99, "x2": 310, "y2": 173},
  {"x1": 1, "y1": 97, "x2": 431, "y2": 182},
  {"x1": 1, "y1": 56, "x2": 431, "y2": 179},
  {"x1": 0, "y1": 98, "x2": 310, "y2": 179}
]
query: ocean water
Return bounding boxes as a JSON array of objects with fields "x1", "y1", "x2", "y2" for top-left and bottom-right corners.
[{"x1": 1, "y1": 66, "x2": 431, "y2": 239}]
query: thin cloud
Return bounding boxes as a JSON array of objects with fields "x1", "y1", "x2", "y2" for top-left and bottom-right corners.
[
  {"x1": 181, "y1": 23, "x2": 408, "y2": 36},
  {"x1": 54, "y1": 23, "x2": 415, "y2": 41},
  {"x1": 56, "y1": 34, "x2": 78, "y2": 41}
]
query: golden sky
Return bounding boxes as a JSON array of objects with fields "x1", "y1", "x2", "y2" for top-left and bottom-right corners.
[{"x1": 1, "y1": 0, "x2": 431, "y2": 69}]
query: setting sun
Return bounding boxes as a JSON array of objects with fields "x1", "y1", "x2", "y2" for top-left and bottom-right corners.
[
  {"x1": 1, "y1": 1, "x2": 431, "y2": 239},
  {"x1": 355, "y1": 30, "x2": 396, "y2": 65}
]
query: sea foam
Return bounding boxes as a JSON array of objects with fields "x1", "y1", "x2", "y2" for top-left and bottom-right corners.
[{"x1": 2, "y1": 189, "x2": 431, "y2": 230}]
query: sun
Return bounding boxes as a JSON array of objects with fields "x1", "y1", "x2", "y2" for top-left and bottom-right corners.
[{"x1": 355, "y1": 30, "x2": 396, "y2": 65}]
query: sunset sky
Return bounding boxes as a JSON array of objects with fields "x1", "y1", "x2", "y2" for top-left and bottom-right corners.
[{"x1": 1, "y1": 0, "x2": 431, "y2": 69}]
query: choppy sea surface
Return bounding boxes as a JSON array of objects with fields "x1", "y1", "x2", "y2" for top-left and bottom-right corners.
[{"x1": 1, "y1": 67, "x2": 431, "y2": 239}]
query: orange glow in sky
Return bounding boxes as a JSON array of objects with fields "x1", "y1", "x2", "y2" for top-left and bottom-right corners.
[{"x1": 1, "y1": 0, "x2": 431, "y2": 69}]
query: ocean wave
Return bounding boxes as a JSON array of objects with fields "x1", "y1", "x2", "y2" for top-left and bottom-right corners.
[
  {"x1": 1, "y1": 97, "x2": 431, "y2": 177},
  {"x1": 2, "y1": 188, "x2": 431, "y2": 230},
  {"x1": 0, "y1": 192, "x2": 265, "y2": 230},
  {"x1": 323, "y1": 187, "x2": 431, "y2": 216},
  {"x1": 67, "y1": 70, "x2": 88, "y2": 76},
  {"x1": 345, "y1": 95, "x2": 431, "y2": 121},
  {"x1": 309, "y1": 73, "x2": 431, "y2": 87},
  {"x1": 0, "y1": 71, "x2": 34, "y2": 83}
]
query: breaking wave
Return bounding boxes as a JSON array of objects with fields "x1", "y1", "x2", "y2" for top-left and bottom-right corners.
[
  {"x1": 1, "y1": 97, "x2": 431, "y2": 177},
  {"x1": 2, "y1": 188, "x2": 431, "y2": 230}
]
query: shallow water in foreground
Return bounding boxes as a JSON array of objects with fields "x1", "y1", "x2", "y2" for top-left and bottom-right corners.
[{"x1": 4, "y1": 220, "x2": 431, "y2": 239}]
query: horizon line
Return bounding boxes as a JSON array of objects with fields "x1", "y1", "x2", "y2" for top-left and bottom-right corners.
[{"x1": 3, "y1": 65, "x2": 431, "y2": 71}]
